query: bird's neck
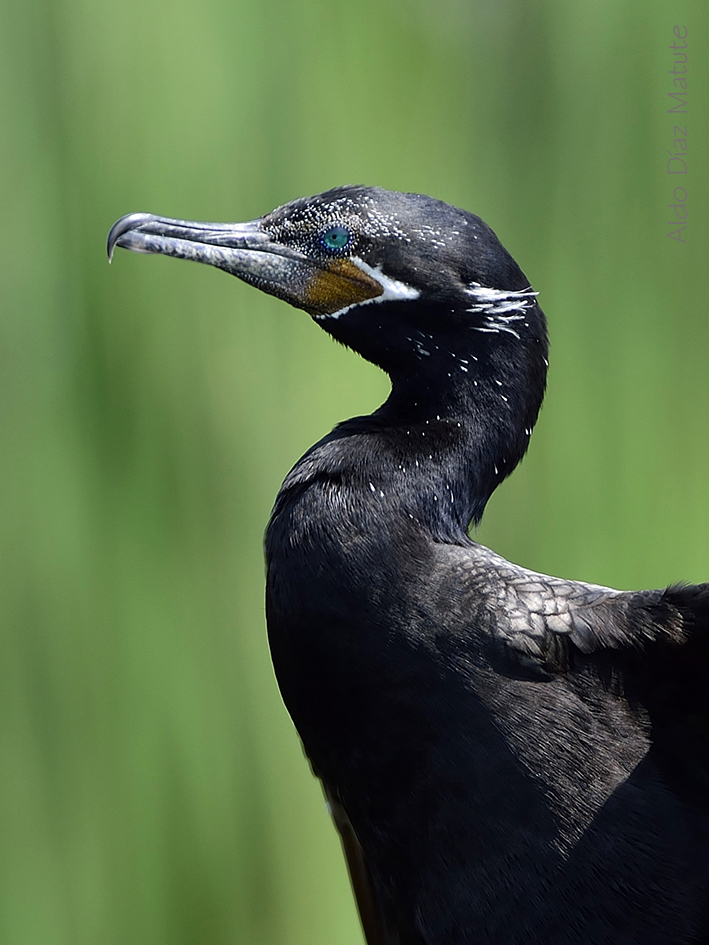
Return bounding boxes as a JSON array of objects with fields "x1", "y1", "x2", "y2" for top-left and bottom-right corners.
[{"x1": 310, "y1": 339, "x2": 547, "y2": 541}]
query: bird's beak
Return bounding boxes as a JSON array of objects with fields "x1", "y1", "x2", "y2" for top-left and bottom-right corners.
[{"x1": 107, "y1": 213, "x2": 383, "y2": 316}]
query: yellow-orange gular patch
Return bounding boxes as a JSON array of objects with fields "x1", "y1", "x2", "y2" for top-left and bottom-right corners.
[{"x1": 304, "y1": 259, "x2": 383, "y2": 317}]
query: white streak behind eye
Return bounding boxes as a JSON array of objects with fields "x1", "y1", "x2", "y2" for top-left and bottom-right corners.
[
  {"x1": 464, "y1": 283, "x2": 538, "y2": 313},
  {"x1": 464, "y1": 282, "x2": 538, "y2": 339},
  {"x1": 316, "y1": 257, "x2": 420, "y2": 320}
]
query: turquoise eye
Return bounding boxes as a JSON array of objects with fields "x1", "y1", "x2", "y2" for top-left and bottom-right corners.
[{"x1": 320, "y1": 225, "x2": 351, "y2": 252}]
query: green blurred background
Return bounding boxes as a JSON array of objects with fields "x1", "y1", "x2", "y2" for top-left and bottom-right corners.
[{"x1": 1, "y1": 0, "x2": 707, "y2": 942}]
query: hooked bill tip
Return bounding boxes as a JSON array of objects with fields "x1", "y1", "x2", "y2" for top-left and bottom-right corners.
[{"x1": 107, "y1": 212, "x2": 156, "y2": 262}]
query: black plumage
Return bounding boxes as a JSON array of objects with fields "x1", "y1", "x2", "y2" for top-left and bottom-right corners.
[{"x1": 108, "y1": 186, "x2": 709, "y2": 945}]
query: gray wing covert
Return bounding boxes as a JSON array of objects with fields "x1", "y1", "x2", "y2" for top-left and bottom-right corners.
[
  {"x1": 446, "y1": 542, "x2": 697, "y2": 673},
  {"x1": 446, "y1": 542, "x2": 709, "y2": 802}
]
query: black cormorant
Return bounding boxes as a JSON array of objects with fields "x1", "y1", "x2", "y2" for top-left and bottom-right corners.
[{"x1": 108, "y1": 186, "x2": 709, "y2": 945}]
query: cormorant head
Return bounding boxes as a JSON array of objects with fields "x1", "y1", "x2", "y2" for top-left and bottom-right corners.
[{"x1": 108, "y1": 186, "x2": 547, "y2": 381}]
